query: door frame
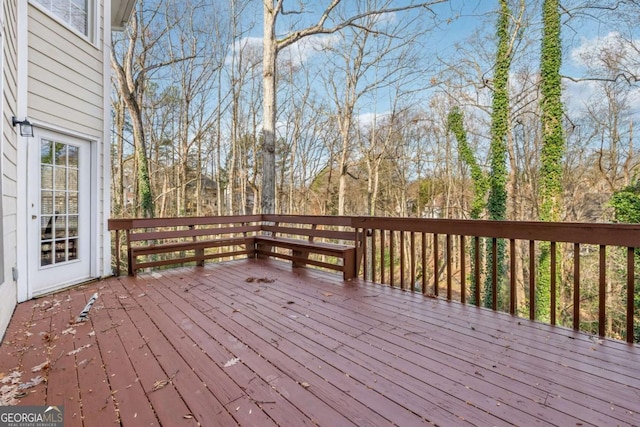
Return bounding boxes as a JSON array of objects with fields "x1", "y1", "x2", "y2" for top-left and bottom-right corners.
[{"x1": 18, "y1": 123, "x2": 99, "y2": 301}]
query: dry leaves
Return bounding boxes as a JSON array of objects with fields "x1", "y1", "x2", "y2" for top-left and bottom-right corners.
[
  {"x1": 223, "y1": 358, "x2": 240, "y2": 368},
  {"x1": 67, "y1": 344, "x2": 91, "y2": 356},
  {"x1": 0, "y1": 371, "x2": 45, "y2": 406},
  {"x1": 150, "y1": 370, "x2": 178, "y2": 393},
  {"x1": 245, "y1": 277, "x2": 275, "y2": 283},
  {"x1": 31, "y1": 360, "x2": 50, "y2": 373}
]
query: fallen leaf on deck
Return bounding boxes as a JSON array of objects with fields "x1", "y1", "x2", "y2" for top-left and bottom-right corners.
[
  {"x1": 150, "y1": 371, "x2": 178, "y2": 392},
  {"x1": 245, "y1": 277, "x2": 255, "y2": 283},
  {"x1": 67, "y1": 344, "x2": 91, "y2": 356},
  {"x1": 138, "y1": 293, "x2": 146, "y2": 297},
  {"x1": 62, "y1": 328, "x2": 76, "y2": 335},
  {"x1": 88, "y1": 331, "x2": 96, "y2": 337},
  {"x1": 184, "y1": 414, "x2": 194, "y2": 419},
  {"x1": 300, "y1": 382, "x2": 310, "y2": 389},
  {"x1": 223, "y1": 358, "x2": 240, "y2": 368},
  {"x1": 322, "y1": 292, "x2": 333, "y2": 297},
  {"x1": 31, "y1": 360, "x2": 50, "y2": 373}
]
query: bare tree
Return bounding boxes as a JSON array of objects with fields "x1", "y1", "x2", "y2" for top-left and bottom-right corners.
[{"x1": 261, "y1": 0, "x2": 447, "y2": 214}]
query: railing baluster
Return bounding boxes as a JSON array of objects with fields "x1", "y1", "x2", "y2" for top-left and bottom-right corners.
[
  {"x1": 114, "y1": 229, "x2": 121, "y2": 276},
  {"x1": 390, "y1": 230, "x2": 395, "y2": 288},
  {"x1": 362, "y1": 228, "x2": 368, "y2": 280},
  {"x1": 371, "y1": 229, "x2": 377, "y2": 283},
  {"x1": 433, "y1": 233, "x2": 439, "y2": 297},
  {"x1": 509, "y1": 238, "x2": 516, "y2": 315},
  {"x1": 380, "y1": 230, "x2": 386, "y2": 285},
  {"x1": 574, "y1": 243, "x2": 580, "y2": 330},
  {"x1": 446, "y1": 234, "x2": 452, "y2": 300},
  {"x1": 627, "y1": 247, "x2": 635, "y2": 344},
  {"x1": 551, "y1": 241, "x2": 557, "y2": 325},
  {"x1": 529, "y1": 240, "x2": 535, "y2": 320},
  {"x1": 410, "y1": 232, "x2": 416, "y2": 292},
  {"x1": 599, "y1": 245, "x2": 606, "y2": 337},
  {"x1": 474, "y1": 236, "x2": 480, "y2": 306},
  {"x1": 421, "y1": 233, "x2": 427, "y2": 295},
  {"x1": 492, "y1": 237, "x2": 498, "y2": 310},
  {"x1": 460, "y1": 235, "x2": 466, "y2": 304},
  {"x1": 400, "y1": 231, "x2": 405, "y2": 290}
]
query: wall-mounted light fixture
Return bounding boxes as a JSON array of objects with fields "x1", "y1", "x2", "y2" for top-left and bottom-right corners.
[{"x1": 12, "y1": 116, "x2": 34, "y2": 137}]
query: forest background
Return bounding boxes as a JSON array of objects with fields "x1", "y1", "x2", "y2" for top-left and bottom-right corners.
[
  {"x1": 110, "y1": 0, "x2": 640, "y2": 340},
  {"x1": 110, "y1": 0, "x2": 640, "y2": 223}
]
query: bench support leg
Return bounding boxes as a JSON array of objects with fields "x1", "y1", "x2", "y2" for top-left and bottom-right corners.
[
  {"x1": 292, "y1": 249, "x2": 309, "y2": 268},
  {"x1": 343, "y1": 248, "x2": 357, "y2": 280}
]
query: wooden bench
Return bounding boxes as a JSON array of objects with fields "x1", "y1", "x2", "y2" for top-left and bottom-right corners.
[
  {"x1": 255, "y1": 215, "x2": 359, "y2": 280},
  {"x1": 109, "y1": 215, "x2": 361, "y2": 280},
  {"x1": 255, "y1": 236, "x2": 356, "y2": 280},
  {"x1": 110, "y1": 216, "x2": 261, "y2": 276}
]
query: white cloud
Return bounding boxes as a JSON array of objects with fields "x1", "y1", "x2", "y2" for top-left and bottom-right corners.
[
  {"x1": 570, "y1": 31, "x2": 639, "y2": 79},
  {"x1": 280, "y1": 34, "x2": 340, "y2": 67}
]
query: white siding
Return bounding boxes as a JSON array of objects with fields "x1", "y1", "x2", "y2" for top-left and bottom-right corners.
[
  {"x1": 26, "y1": 0, "x2": 110, "y2": 281},
  {"x1": 28, "y1": 4, "x2": 104, "y2": 137},
  {"x1": 1, "y1": 0, "x2": 18, "y2": 341}
]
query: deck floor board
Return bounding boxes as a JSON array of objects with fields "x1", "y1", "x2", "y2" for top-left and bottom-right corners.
[{"x1": 1, "y1": 259, "x2": 639, "y2": 426}]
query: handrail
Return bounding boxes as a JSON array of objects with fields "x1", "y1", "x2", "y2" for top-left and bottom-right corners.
[
  {"x1": 108, "y1": 215, "x2": 639, "y2": 344},
  {"x1": 351, "y1": 216, "x2": 639, "y2": 344}
]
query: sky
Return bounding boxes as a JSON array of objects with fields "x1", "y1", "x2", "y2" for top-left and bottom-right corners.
[{"x1": 205, "y1": 0, "x2": 640, "y2": 138}]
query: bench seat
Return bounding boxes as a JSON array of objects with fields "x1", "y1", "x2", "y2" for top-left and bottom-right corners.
[{"x1": 255, "y1": 236, "x2": 356, "y2": 280}]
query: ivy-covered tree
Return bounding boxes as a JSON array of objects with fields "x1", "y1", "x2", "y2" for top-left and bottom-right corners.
[
  {"x1": 537, "y1": 0, "x2": 564, "y2": 321},
  {"x1": 610, "y1": 181, "x2": 640, "y2": 342},
  {"x1": 484, "y1": 0, "x2": 515, "y2": 310},
  {"x1": 447, "y1": 107, "x2": 488, "y2": 303}
]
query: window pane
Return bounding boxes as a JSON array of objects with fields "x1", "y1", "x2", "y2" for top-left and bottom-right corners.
[
  {"x1": 54, "y1": 143, "x2": 66, "y2": 166},
  {"x1": 55, "y1": 240, "x2": 67, "y2": 263},
  {"x1": 68, "y1": 215, "x2": 78, "y2": 237},
  {"x1": 41, "y1": 243, "x2": 53, "y2": 266},
  {"x1": 68, "y1": 192, "x2": 78, "y2": 214},
  {"x1": 41, "y1": 191, "x2": 54, "y2": 215},
  {"x1": 68, "y1": 146, "x2": 79, "y2": 167},
  {"x1": 68, "y1": 168, "x2": 78, "y2": 192},
  {"x1": 54, "y1": 166, "x2": 67, "y2": 190},
  {"x1": 55, "y1": 216, "x2": 67, "y2": 238},
  {"x1": 41, "y1": 216, "x2": 53, "y2": 240},
  {"x1": 68, "y1": 239, "x2": 78, "y2": 261},
  {"x1": 41, "y1": 165, "x2": 53, "y2": 190},
  {"x1": 34, "y1": 0, "x2": 90, "y2": 37},
  {"x1": 55, "y1": 193, "x2": 67, "y2": 214},
  {"x1": 41, "y1": 140, "x2": 53, "y2": 165}
]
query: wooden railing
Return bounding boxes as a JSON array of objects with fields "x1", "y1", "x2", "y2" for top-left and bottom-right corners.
[
  {"x1": 109, "y1": 215, "x2": 640, "y2": 343},
  {"x1": 352, "y1": 217, "x2": 640, "y2": 344}
]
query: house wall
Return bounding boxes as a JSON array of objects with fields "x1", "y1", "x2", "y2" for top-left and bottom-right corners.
[
  {"x1": 1, "y1": 0, "x2": 18, "y2": 341},
  {"x1": 23, "y1": 0, "x2": 110, "y2": 287}
]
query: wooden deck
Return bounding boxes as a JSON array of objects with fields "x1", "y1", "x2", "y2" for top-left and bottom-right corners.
[{"x1": 1, "y1": 259, "x2": 639, "y2": 426}]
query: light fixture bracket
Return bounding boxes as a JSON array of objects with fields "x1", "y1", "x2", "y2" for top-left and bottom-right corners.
[{"x1": 12, "y1": 116, "x2": 34, "y2": 137}]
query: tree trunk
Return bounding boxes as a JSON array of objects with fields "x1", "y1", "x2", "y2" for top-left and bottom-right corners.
[{"x1": 261, "y1": 1, "x2": 277, "y2": 214}]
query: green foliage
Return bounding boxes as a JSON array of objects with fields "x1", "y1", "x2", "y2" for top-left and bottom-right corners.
[
  {"x1": 447, "y1": 107, "x2": 488, "y2": 304},
  {"x1": 610, "y1": 181, "x2": 640, "y2": 223},
  {"x1": 483, "y1": 0, "x2": 511, "y2": 309},
  {"x1": 539, "y1": 0, "x2": 564, "y2": 223},
  {"x1": 446, "y1": 107, "x2": 488, "y2": 219},
  {"x1": 537, "y1": 0, "x2": 564, "y2": 320},
  {"x1": 609, "y1": 181, "x2": 640, "y2": 342}
]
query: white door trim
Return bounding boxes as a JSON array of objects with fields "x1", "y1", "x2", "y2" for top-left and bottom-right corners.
[{"x1": 21, "y1": 125, "x2": 99, "y2": 300}]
